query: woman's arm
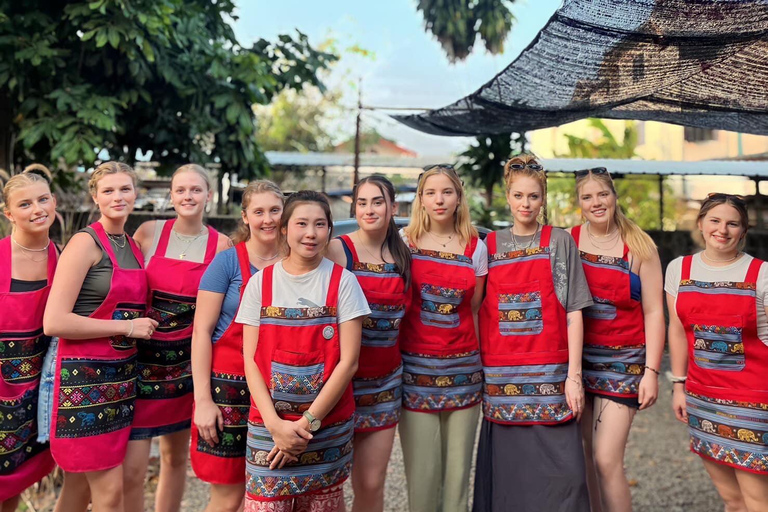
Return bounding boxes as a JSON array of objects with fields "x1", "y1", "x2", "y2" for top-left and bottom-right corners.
[
  {"x1": 565, "y1": 310, "x2": 585, "y2": 421},
  {"x1": 471, "y1": 276, "x2": 486, "y2": 341},
  {"x1": 191, "y1": 290, "x2": 225, "y2": 446},
  {"x1": 216, "y1": 233, "x2": 233, "y2": 253},
  {"x1": 637, "y1": 251, "x2": 665, "y2": 410},
  {"x1": 667, "y1": 292, "x2": 688, "y2": 423},
  {"x1": 43, "y1": 232, "x2": 157, "y2": 340},
  {"x1": 242, "y1": 324, "x2": 312, "y2": 468}
]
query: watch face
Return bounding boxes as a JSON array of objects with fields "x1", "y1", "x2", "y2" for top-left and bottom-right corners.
[{"x1": 310, "y1": 419, "x2": 321, "y2": 431}]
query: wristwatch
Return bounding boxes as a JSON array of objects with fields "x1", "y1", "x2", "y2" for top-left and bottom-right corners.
[{"x1": 302, "y1": 410, "x2": 321, "y2": 432}]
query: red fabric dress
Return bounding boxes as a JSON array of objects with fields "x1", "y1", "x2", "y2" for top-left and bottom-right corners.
[
  {"x1": 479, "y1": 227, "x2": 573, "y2": 425},
  {"x1": 338, "y1": 235, "x2": 409, "y2": 432},
  {"x1": 50, "y1": 222, "x2": 148, "y2": 472},
  {"x1": 571, "y1": 225, "x2": 645, "y2": 400},
  {"x1": 0, "y1": 238, "x2": 57, "y2": 500},
  {"x1": 676, "y1": 255, "x2": 768, "y2": 474},
  {"x1": 132, "y1": 220, "x2": 218, "y2": 439},
  {"x1": 190, "y1": 243, "x2": 254, "y2": 484},
  {"x1": 245, "y1": 263, "x2": 354, "y2": 502},
  {"x1": 398, "y1": 237, "x2": 483, "y2": 413}
]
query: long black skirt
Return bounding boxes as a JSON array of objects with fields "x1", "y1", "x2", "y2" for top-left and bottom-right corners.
[{"x1": 472, "y1": 419, "x2": 590, "y2": 512}]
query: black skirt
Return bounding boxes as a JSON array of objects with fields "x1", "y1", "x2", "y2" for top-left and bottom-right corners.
[{"x1": 473, "y1": 419, "x2": 590, "y2": 512}]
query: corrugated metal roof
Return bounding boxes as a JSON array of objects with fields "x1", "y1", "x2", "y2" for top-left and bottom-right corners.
[{"x1": 266, "y1": 151, "x2": 768, "y2": 178}]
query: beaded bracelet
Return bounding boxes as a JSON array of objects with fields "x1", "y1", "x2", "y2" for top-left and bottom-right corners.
[{"x1": 644, "y1": 365, "x2": 660, "y2": 376}]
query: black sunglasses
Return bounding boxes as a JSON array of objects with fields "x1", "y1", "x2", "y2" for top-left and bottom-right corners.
[
  {"x1": 705, "y1": 192, "x2": 746, "y2": 204},
  {"x1": 508, "y1": 162, "x2": 543, "y2": 171},
  {"x1": 575, "y1": 167, "x2": 608, "y2": 178},
  {"x1": 419, "y1": 164, "x2": 462, "y2": 185}
]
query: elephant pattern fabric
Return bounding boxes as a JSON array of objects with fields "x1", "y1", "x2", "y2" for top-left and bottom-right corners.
[
  {"x1": 401, "y1": 351, "x2": 483, "y2": 411},
  {"x1": 352, "y1": 365, "x2": 403, "y2": 431},
  {"x1": 497, "y1": 291, "x2": 543, "y2": 336},
  {"x1": 0, "y1": 388, "x2": 48, "y2": 475},
  {"x1": 583, "y1": 344, "x2": 646, "y2": 397},
  {"x1": 691, "y1": 323, "x2": 745, "y2": 372},
  {"x1": 419, "y1": 284, "x2": 465, "y2": 329},
  {"x1": 195, "y1": 372, "x2": 250, "y2": 458},
  {"x1": 136, "y1": 336, "x2": 193, "y2": 400},
  {"x1": 55, "y1": 357, "x2": 137, "y2": 438},
  {"x1": 483, "y1": 363, "x2": 571, "y2": 424},
  {"x1": 109, "y1": 305, "x2": 145, "y2": 350},
  {"x1": 686, "y1": 392, "x2": 768, "y2": 473},
  {"x1": 0, "y1": 332, "x2": 49, "y2": 384}
]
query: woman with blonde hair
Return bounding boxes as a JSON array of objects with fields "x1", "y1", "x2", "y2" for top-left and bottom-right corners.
[
  {"x1": 668, "y1": 193, "x2": 768, "y2": 512},
  {"x1": 399, "y1": 164, "x2": 487, "y2": 512},
  {"x1": 44, "y1": 162, "x2": 158, "y2": 512},
  {"x1": 569, "y1": 167, "x2": 664, "y2": 512},
  {"x1": 123, "y1": 164, "x2": 230, "y2": 512},
  {"x1": 474, "y1": 154, "x2": 592, "y2": 512},
  {"x1": 0, "y1": 167, "x2": 58, "y2": 511},
  {"x1": 190, "y1": 180, "x2": 284, "y2": 512}
]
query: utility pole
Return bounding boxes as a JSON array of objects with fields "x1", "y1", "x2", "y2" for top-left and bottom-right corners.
[{"x1": 353, "y1": 80, "x2": 362, "y2": 187}]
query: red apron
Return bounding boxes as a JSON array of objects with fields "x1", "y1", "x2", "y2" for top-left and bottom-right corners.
[
  {"x1": 190, "y1": 243, "x2": 254, "y2": 485},
  {"x1": 0, "y1": 237, "x2": 57, "y2": 500},
  {"x1": 245, "y1": 262, "x2": 353, "y2": 501},
  {"x1": 478, "y1": 226, "x2": 573, "y2": 425},
  {"x1": 399, "y1": 238, "x2": 483, "y2": 412},
  {"x1": 50, "y1": 222, "x2": 148, "y2": 472},
  {"x1": 132, "y1": 220, "x2": 218, "y2": 438},
  {"x1": 676, "y1": 255, "x2": 768, "y2": 474},
  {"x1": 338, "y1": 235, "x2": 409, "y2": 432},
  {"x1": 572, "y1": 225, "x2": 645, "y2": 399}
]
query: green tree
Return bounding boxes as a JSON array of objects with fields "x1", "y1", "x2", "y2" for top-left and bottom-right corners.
[
  {"x1": 550, "y1": 119, "x2": 671, "y2": 230},
  {"x1": 416, "y1": 0, "x2": 517, "y2": 62},
  {"x1": 459, "y1": 132, "x2": 525, "y2": 226},
  {"x1": 0, "y1": 0, "x2": 336, "y2": 176}
]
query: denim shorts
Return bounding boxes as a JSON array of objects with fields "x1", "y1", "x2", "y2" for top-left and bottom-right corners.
[{"x1": 36, "y1": 337, "x2": 58, "y2": 443}]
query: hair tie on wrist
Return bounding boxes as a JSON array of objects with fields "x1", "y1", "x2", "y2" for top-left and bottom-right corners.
[{"x1": 126, "y1": 319, "x2": 134, "y2": 338}]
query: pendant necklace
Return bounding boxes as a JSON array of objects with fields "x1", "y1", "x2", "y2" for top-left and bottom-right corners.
[
  {"x1": 427, "y1": 231, "x2": 454, "y2": 248},
  {"x1": 173, "y1": 227, "x2": 206, "y2": 259},
  {"x1": 354, "y1": 232, "x2": 385, "y2": 263},
  {"x1": 511, "y1": 222, "x2": 539, "y2": 251},
  {"x1": 107, "y1": 232, "x2": 127, "y2": 249},
  {"x1": 586, "y1": 222, "x2": 620, "y2": 250}
]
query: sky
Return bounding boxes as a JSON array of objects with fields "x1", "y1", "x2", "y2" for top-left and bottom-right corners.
[{"x1": 234, "y1": 0, "x2": 563, "y2": 157}]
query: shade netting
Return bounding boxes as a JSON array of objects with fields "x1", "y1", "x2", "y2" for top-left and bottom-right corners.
[{"x1": 394, "y1": 0, "x2": 768, "y2": 136}]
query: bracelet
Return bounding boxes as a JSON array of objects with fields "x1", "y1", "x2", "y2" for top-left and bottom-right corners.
[
  {"x1": 566, "y1": 375, "x2": 582, "y2": 386},
  {"x1": 126, "y1": 319, "x2": 134, "y2": 338},
  {"x1": 644, "y1": 365, "x2": 660, "y2": 376},
  {"x1": 669, "y1": 374, "x2": 687, "y2": 383}
]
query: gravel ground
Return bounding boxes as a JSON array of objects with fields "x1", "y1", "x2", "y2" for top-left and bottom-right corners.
[{"x1": 34, "y1": 361, "x2": 723, "y2": 512}]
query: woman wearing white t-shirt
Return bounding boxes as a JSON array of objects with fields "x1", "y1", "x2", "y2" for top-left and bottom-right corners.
[
  {"x1": 236, "y1": 191, "x2": 369, "y2": 512},
  {"x1": 666, "y1": 193, "x2": 768, "y2": 511}
]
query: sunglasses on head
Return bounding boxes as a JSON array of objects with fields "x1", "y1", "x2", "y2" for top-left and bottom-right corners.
[
  {"x1": 574, "y1": 167, "x2": 608, "y2": 178},
  {"x1": 705, "y1": 192, "x2": 746, "y2": 204},
  {"x1": 419, "y1": 164, "x2": 461, "y2": 184},
  {"x1": 508, "y1": 162, "x2": 543, "y2": 171}
]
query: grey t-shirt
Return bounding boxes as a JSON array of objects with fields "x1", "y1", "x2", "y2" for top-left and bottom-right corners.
[
  {"x1": 144, "y1": 219, "x2": 209, "y2": 265},
  {"x1": 493, "y1": 227, "x2": 593, "y2": 313}
]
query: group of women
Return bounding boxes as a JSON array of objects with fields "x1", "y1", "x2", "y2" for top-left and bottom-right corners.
[{"x1": 0, "y1": 155, "x2": 766, "y2": 512}]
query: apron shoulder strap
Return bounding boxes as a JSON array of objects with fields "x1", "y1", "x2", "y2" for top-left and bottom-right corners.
[
  {"x1": 46, "y1": 240, "x2": 58, "y2": 284},
  {"x1": 127, "y1": 235, "x2": 145, "y2": 269},
  {"x1": 745, "y1": 257, "x2": 764, "y2": 284},
  {"x1": 681, "y1": 255, "x2": 693, "y2": 281},
  {"x1": 203, "y1": 226, "x2": 218, "y2": 263},
  {"x1": 338, "y1": 235, "x2": 358, "y2": 265},
  {"x1": 325, "y1": 263, "x2": 344, "y2": 309},
  {"x1": 540, "y1": 225, "x2": 553, "y2": 248},
  {"x1": 260, "y1": 264, "x2": 274, "y2": 307},
  {"x1": 570, "y1": 225, "x2": 581, "y2": 247},
  {"x1": 0, "y1": 237, "x2": 11, "y2": 291},
  {"x1": 486, "y1": 231, "x2": 497, "y2": 256},
  {"x1": 155, "y1": 219, "x2": 174, "y2": 257},
  {"x1": 235, "y1": 242, "x2": 252, "y2": 299},
  {"x1": 90, "y1": 222, "x2": 119, "y2": 267},
  {"x1": 464, "y1": 236, "x2": 478, "y2": 258}
]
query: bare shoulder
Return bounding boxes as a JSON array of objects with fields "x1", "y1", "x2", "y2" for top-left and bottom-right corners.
[
  {"x1": 216, "y1": 232, "x2": 233, "y2": 253},
  {"x1": 326, "y1": 238, "x2": 348, "y2": 267},
  {"x1": 133, "y1": 220, "x2": 158, "y2": 249}
]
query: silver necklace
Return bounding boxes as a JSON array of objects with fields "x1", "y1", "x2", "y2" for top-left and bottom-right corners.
[
  {"x1": 173, "y1": 227, "x2": 206, "y2": 259},
  {"x1": 11, "y1": 236, "x2": 49, "y2": 262},
  {"x1": 511, "y1": 222, "x2": 539, "y2": 251},
  {"x1": 253, "y1": 251, "x2": 280, "y2": 261},
  {"x1": 586, "y1": 222, "x2": 620, "y2": 250},
  {"x1": 701, "y1": 251, "x2": 742, "y2": 264},
  {"x1": 427, "y1": 231, "x2": 454, "y2": 248},
  {"x1": 354, "y1": 232, "x2": 385, "y2": 262},
  {"x1": 107, "y1": 232, "x2": 127, "y2": 249}
]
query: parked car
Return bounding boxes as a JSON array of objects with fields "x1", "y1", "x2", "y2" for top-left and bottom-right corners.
[{"x1": 333, "y1": 217, "x2": 490, "y2": 239}]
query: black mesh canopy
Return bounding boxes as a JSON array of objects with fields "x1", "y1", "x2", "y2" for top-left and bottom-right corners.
[{"x1": 394, "y1": 0, "x2": 768, "y2": 136}]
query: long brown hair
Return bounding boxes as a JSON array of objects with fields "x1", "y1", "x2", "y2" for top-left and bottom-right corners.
[
  {"x1": 351, "y1": 175, "x2": 412, "y2": 286},
  {"x1": 232, "y1": 180, "x2": 283, "y2": 244},
  {"x1": 278, "y1": 191, "x2": 333, "y2": 256},
  {"x1": 405, "y1": 165, "x2": 477, "y2": 245},
  {"x1": 575, "y1": 169, "x2": 657, "y2": 262}
]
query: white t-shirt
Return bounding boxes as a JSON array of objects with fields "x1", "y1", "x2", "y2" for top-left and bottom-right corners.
[
  {"x1": 399, "y1": 229, "x2": 489, "y2": 277},
  {"x1": 665, "y1": 253, "x2": 768, "y2": 346},
  {"x1": 235, "y1": 258, "x2": 371, "y2": 327}
]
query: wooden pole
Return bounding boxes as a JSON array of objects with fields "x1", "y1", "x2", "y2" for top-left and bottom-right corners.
[
  {"x1": 353, "y1": 81, "x2": 362, "y2": 187},
  {"x1": 658, "y1": 174, "x2": 664, "y2": 231}
]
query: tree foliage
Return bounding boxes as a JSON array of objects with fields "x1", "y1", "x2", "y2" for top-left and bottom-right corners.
[
  {"x1": 416, "y1": 0, "x2": 517, "y2": 62},
  {"x1": 0, "y1": 0, "x2": 336, "y2": 177}
]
